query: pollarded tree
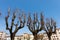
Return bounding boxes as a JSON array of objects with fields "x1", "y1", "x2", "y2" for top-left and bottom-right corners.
[
  {"x1": 5, "y1": 8, "x2": 26, "y2": 40},
  {"x1": 27, "y1": 13, "x2": 44, "y2": 40},
  {"x1": 43, "y1": 18, "x2": 56, "y2": 40}
]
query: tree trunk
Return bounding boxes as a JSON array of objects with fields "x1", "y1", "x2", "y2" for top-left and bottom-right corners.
[
  {"x1": 48, "y1": 36, "x2": 51, "y2": 40},
  {"x1": 10, "y1": 34, "x2": 15, "y2": 40},
  {"x1": 11, "y1": 37, "x2": 14, "y2": 40},
  {"x1": 33, "y1": 34, "x2": 37, "y2": 40}
]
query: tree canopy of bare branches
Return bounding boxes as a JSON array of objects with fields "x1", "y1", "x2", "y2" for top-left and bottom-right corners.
[
  {"x1": 43, "y1": 18, "x2": 56, "y2": 40},
  {"x1": 27, "y1": 13, "x2": 44, "y2": 40},
  {"x1": 5, "y1": 8, "x2": 26, "y2": 40}
]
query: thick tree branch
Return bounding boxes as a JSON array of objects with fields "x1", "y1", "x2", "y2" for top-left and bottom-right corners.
[{"x1": 5, "y1": 14, "x2": 10, "y2": 30}]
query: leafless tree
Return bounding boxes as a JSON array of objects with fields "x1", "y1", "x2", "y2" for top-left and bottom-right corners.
[
  {"x1": 44, "y1": 18, "x2": 56, "y2": 40},
  {"x1": 5, "y1": 8, "x2": 26, "y2": 40},
  {"x1": 27, "y1": 13, "x2": 44, "y2": 40}
]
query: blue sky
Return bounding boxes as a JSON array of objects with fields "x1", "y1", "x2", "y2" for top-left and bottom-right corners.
[{"x1": 0, "y1": 0, "x2": 60, "y2": 35}]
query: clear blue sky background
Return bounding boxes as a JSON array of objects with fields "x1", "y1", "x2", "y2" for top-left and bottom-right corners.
[{"x1": 0, "y1": 0, "x2": 60, "y2": 35}]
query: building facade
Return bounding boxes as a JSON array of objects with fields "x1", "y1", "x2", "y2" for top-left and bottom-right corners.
[{"x1": 0, "y1": 32, "x2": 7, "y2": 40}]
